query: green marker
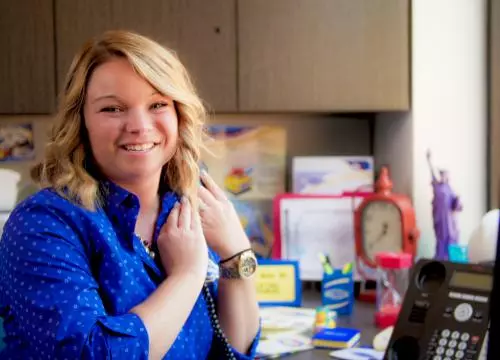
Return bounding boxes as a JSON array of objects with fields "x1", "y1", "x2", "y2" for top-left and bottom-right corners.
[
  {"x1": 342, "y1": 262, "x2": 353, "y2": 274},
  {"x1": 318, "y1": 253, "x2": 333, "y2": 275}
]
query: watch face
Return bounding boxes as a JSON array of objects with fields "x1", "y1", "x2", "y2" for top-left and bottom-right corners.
[
  {"x1": 361, "y1": 201, "x2": 403, "y2": 262},
  {"x1": 239, "y1": 251, "x2": 258, "y2": 278}
]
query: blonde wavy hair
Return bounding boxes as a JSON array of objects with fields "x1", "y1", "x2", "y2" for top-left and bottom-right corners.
[{"x1": 31, "y1": 30, "x2": 207, "y2": 210}]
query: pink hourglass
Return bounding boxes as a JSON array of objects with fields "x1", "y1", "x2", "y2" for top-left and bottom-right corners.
[{"x1": 375, "y1": 252, "x2": 413, "y2": 328}]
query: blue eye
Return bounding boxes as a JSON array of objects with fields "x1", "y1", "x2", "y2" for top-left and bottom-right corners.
[
  {"x1": 101, "y1": 106, "x2": 122, "y2": 113},
  {"x1": 151, "y1": 102, "x2": 167, "y2": 110}
]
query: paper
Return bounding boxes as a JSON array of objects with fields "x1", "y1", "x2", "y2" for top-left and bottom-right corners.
[
  {"x1": 280, "y1": 197, "x2": 360, "y2": 281},
  {"x1": 259, "y1": 306, "x2": 316, "y2": 338},
  {"x1": 293, "y1": 156, "x2": 374, "y2": 195},
  {"x1": 257, "y1": 307, "x2": 316, "y2": 359},
  {"x1": 329, "y1": 348, "x2": 384, "y2": 360},
  {"x1": 255, "y1": 261, "x2": 300, "y2": 307},
  {"x1": 256, "y1": 334, "x2": 313, "y2": 359}
]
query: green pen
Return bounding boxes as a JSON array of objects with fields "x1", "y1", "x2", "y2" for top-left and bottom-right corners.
[
  {"x1": 342, "y1": 262, "x2": 353, "y2": 274},
  {"x1": 317, "y1": 253, "x2": 333, "y2": 275}
]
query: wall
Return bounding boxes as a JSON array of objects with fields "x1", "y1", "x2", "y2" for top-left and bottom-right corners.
[
  {"x1": 490, "y1": 0, "x2": 500, "y2": 208},
  {"x1": 374, "y1": 112, "x2": 413, "y2": 197},
  {"x1": 375, "y1": 0, "x2": 488, "y2": 258},
  {"x1": 0, "y1": 114, "x2": 372, "y2": 204}
]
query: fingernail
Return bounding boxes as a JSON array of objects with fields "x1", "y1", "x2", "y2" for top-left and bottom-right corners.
[
  {"x1": 201, "y1": 169, "x2": 207, "y2": 177},
  {"x1": 174, "y1": 201, "x2": 180, "y2": 208},
  {"x1": 181, "y1": 196, "x2": 188, "y2": 204}
]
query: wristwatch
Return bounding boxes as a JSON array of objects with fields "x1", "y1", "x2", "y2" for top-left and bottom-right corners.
[{"x1": 219, "y1": 249, "x2": 258, "y2": 279}]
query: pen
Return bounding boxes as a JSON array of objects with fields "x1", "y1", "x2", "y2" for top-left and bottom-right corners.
[
  {"x1": 342, "y1": 262, "x2": 353, "y2": 274},
  {"x1": 318, "y1": 253, "x2": 333, "y2": 275},
  {"x1": 324, "y1": 254, "x2": 333, "y2": 267}
]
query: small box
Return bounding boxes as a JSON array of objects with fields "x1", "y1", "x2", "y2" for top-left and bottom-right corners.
[
  {"x1": 321, "y1": 268, "x2": 354, "y2": 316},
  {"x1": 312, "y1": 327, "x2": 360, "y2": 349},
  {"x1": 314, "y1": 306, "x2": 338, "y2": 333}
]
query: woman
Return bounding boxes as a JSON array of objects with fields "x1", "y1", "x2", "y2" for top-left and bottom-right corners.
[{"x1": 0, "y1": 30, "x2": 260, "y2": 359}]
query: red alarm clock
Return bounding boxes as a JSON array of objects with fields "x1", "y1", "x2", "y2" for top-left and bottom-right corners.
[{"x1": 354, "y1": 166, "x2": 419, "y2": 271}]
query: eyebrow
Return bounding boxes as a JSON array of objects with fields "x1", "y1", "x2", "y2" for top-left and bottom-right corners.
[
  {"x1": 90, "y1": 91, "x2": 163, "y2": 104},
  {"x1": 91, "y1": 95, "x2": 121, "y2": 104}
]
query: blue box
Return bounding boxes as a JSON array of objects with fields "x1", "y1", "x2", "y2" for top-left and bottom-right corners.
[
  {"x1": 321, "y1": 269, "x2": 354, "y2": 316},
  {"x1": 448, "y1": 244, "x2": 469, "y2": 263},
  {"x1": 312, "y1": 327, "x2": 361, "y2": 349}
]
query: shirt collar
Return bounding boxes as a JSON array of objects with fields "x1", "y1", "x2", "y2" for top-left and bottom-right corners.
[
  {"x1": 86, "y1": 158, "x2": 175, "y2": 211},
  {"x1": 99, "y1": 179, "x2": 180, "y2": 239}
]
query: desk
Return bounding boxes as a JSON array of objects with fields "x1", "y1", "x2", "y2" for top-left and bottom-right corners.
[{"x1": 284, "y1": 290, "x2": 380, "y2": 359}]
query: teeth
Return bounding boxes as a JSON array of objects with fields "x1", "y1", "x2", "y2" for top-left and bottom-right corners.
[{"x1": 123, "y1": 143, "x2": 155, "y2": 151}]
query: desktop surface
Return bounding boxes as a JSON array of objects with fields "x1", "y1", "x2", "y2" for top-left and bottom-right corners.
[{"x1": 284, "y1": 290, "x2": 380, "y2": 359}]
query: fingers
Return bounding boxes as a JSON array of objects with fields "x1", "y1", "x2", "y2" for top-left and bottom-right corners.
[
  {"x1": 200, "y1": 170, "x2": 227, "y2": 201},
  {"x1": 198, "y1": 185, "x2": 218, "y2": 209},
  {"x1": 164, "y1": 201, "x2": 180, "y2": 231},
  {"x1": 178, "y1": 197, "x2": 191, "y2": 230},
  {"x1": 198, "y1": 198, "x2": 208, "y2": 213},
  {"x1": 191, "y1": 198, "x2": 199, "y2": 230}
]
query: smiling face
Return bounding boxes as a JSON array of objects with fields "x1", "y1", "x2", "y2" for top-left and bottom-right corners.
[{"x1": 83, "y1": 57, "x2": 179, "y2": 185}]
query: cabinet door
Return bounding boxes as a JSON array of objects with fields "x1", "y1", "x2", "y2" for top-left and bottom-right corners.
[
  {"x1": 56, "y1": 0, "x2": 237, "y2": 112},
  {"x1": 238, "y1": 0, "x2": 409, "y2": 112},
  {"x1": 0, "y1": 0, "x2": 55, "y2": 114}
]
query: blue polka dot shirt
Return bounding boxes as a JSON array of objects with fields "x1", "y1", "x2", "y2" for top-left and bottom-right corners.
[{"x1": 0, "y1": 181, "x2": 259, "y2": 359}]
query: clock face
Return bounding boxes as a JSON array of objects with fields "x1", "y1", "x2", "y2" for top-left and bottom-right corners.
[{"x1": 361, "y1": 201, "x2": 403, "y2": 262}]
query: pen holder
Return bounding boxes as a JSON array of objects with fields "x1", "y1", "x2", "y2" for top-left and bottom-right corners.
[{"x1": 321, "y1": 268, "x2": 354, "y2": 316}]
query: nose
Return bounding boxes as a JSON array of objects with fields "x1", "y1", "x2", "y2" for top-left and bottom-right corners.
[{"x1": 124, "y1": 108, "x2": 153, "y2": 134}]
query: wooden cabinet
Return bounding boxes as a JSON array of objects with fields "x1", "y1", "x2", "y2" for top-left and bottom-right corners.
[
  {"x1": 56, "y1": 0, "x2": 237, "y2": 112},
  {"x1": 0, "y1": 0, "x2": 409, "y2": 114},
  {"x1": 0, "y1": 0, "x2": 56, "y2": 114},
  {"x1": 238, "y1": 0, "x2": 410, "y2": 112}
]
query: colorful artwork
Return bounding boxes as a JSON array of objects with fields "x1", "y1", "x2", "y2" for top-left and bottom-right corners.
[
  {"x1": 202, "y1": 125, "x2": 286, "y2": 258},
  {"x1": 202, "y1": 125, "x2": 286, "y2": 200},
  {"x1": 232, "y1": 199, "x2": 274, "y2": 259},
  {"x1": 0, "y1": 124, "x2": 35, "y2": 162},
  {"x1": 292, "y1": 156, "x2": 374, "y2": 195},
  {"x1": 225, "y1": 167, "x2": 253, "y2": 196}
]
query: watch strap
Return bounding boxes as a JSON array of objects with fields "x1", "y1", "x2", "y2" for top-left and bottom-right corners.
[
  {"x1": 219, "y1": 248, "x2": 252, "y2": 265},
  {"x1": 219, "y1": 249, "x2": 257, "y2": 279},
  {"x1": 219, "y1": 265, "x2": 241, "y2": 279}
]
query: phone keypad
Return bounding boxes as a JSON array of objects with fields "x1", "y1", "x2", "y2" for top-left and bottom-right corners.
[{"x1": 426, "y1": 329, "x2": 482, "y2": 360}]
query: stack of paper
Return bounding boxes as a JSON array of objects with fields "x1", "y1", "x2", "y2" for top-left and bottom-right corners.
[
  {"x1": 256, "y1": 307, "x2": 316, "y2": 358},
  {"x1": 259, "y1": 306, "x2": 316, "y2": 339},
  {"x1": 256, "y1": 334, "x2": 313, "y2": 359},
  {"x1": 329, "y1": 348, "x2": 384, "y2": 360}
]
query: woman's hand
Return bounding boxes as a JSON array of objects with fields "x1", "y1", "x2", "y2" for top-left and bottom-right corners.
[
  {"x1": 157, "y1": 197, "x2": 208, "y2": 279},
  {"x1": 198, "y1": 170, "x2": 251, "y2": 260}
]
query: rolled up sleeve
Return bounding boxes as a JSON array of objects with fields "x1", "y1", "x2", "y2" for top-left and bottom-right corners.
[
  {"x1": 0, "y1": 203, "x2": 149, "y2": 359},
  {"x1": 80, "y1": 313, "x2": 149, "y2": 359}
]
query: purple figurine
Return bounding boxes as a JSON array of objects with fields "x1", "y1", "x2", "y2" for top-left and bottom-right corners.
[{"x1": 426, "y1": 150, "x2": 463, "y2": 260}]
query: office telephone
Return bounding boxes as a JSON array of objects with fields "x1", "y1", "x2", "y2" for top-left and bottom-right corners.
[{"x1": 384, "y1": 259, "x2": 492, "y2": 360}]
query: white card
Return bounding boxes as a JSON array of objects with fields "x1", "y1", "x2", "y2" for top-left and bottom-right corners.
[{"x1": 329, "y1": 347, "x2": 385, "y2": 360}]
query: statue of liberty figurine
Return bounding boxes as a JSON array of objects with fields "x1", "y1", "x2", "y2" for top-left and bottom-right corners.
[{"x1": 426, "y1": 150, "x2": 463, "y2": 260}]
